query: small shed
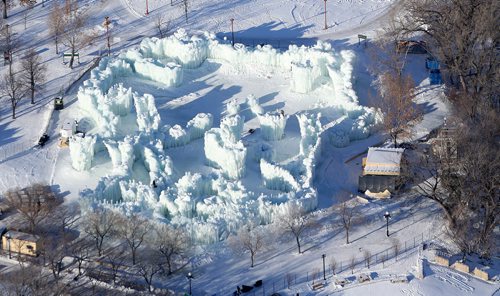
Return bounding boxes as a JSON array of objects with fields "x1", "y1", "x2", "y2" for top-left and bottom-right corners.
[
  {"x1": 358, "y1": 147, "x2": 405, "y2": 193},
  {"x1": 60, "y1": 120, "x2": 76, "y2": 138},
  {"x1": 2, "y1": 230, "x2": 40, "y2": 256}
]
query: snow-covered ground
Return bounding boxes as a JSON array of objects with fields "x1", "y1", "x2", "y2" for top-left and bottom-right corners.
[{"x1": 0, "y1": 0, "x2": 497, "y2": 295}]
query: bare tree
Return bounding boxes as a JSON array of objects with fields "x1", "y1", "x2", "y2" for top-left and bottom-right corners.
[
  {"x1": 229, "y1": 223, "x2": 266, "y2": 268},
  {"x1": 48, "y1": 2, "x2": 65, "y2": 54},
  {"x1": 136, "y1": 250, "x2": 162, "y2": 293},
  {"x1": 329, "y1": 258, "x2": 337, "y2": 275},
  {"x1": 278, "y1": 202, "x2": 316, "y2": 254},
  {"x1": 1, "y1": 69, "x2": 27, "y2": 119},
  {"x1": 154, "y1": 224, "x2": 189, "y2": 275},
  {"x1": 40, "y1": 235, "x2": 69, "y2": 280},
  {"x1": 1, "y1": 0, "x2": 13, "y2": 19},
  {"x1": 380, "y1": 253, "x2": 387, "y2": 268},
  {"x1": 70, "y1": 238, "x2": 93, "y2": 277},
  {"x1": 392, "y1": 239, "x2": 400, "y2": 261},
  {"x1": 4, "y1": 184, "x2": 57, "y2": 233},
  {"x1": 83, "y1": 207, "x2": 119, "y2": 256},
  {"x1": 286, "y1": 273, "x2": 294, "y2": 288},
  {"x1": 364, "y1": 250, "x2": 371, "y2": 268},
  {"x1": 61, "y1": 7, "x2": 94, "y2": 68},
  {"x1": 349, "y1": 255, "x2": 356, "y2": 274},
  {"x1": 21, "y1": 49, "x2": 47, "y2": 105},
  {"x1": 20, "y1": 0, "x2": 35, "y2": 29},
  {"x1": 117, "y1": 213, "x2": 149, "y2": 265},
  {"x1": 155, "y1": 14, "x2": 171, "y2": 38},
  {"x1": 311, "y1": 268, "x2": 320, "y2": 284},
  {"x1": 105, "y1": 248, "x2": 127, "y2": 284},
  {"x1": 376, "y1": 71, "x2": 422, "y2": 146},
  {"x1": 338, "y1": 199, "x2": 358, "y2": 244}
]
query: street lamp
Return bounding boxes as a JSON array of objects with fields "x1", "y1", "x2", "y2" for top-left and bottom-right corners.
[
  {"x1": 186, "y1": 272, "x2": 194, "y2": 295},
  {"x1": 384, "y1": 211, "x2": 391, "y2": 237},
  {"x1": 322, "y1": 254, "x2": 326, "y2": 280},
  {"x1": 230, "y1": 18, "x2": 235, "y2": 47},
  {"x1": 6, "y1": 233, "x2": 11, "y2": 259},
  {"x1": 323, "y1": 0, "x2": 328, "y2": 30},
  {"x1": 145, "y1": 0, "x2": 149, "y2": 15},
  {"x1": 104, "y1": 16, "x2": 111, "y2": 56}
]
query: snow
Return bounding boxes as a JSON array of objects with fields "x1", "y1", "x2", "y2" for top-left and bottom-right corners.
[{"x1": 0, "y1": 0, "x2": 480, "y2": 295}]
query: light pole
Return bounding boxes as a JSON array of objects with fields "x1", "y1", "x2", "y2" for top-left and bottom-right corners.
[
  {"x1": 230, "y1": 18, "x2": 235, "y2": 47},
  {"x1": 6, "y1": 233, "x2": 11, "y2": 259},
  {"x1": 186, "y1": 272, "x2": 193, "y2": 295},
  {"x1": 322, "y1": 254, "x2": 326, "y2": 280},
  {"x1": 384, "y1": 211, "x2": 391, "y2": 237},
  {"x1": 104, "y1": 16, "x2": 111, "y2": 56},
  {"x1": 323, "y1": 0, "x2": 328, "y2": 30},
  {"x1": 145, "y1": 0, "x2": 149, "y2": 15}
]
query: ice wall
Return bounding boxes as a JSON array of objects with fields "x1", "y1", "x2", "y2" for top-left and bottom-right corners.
[
  {"x1": 226, "y1": 99, "x2": 240, "y2": 116},
  {"x1": 204, "y1": 128, "x2": 247, "y2": 179},
  {"x1": 297, "y1": 113, "x2": 323, "y2": 155},
  {"x1": 69, "y1": 135, "x2": 97, "y2": 171},
  {"x1": 260, "y1": 159, "x2": 300, "y2": 192},
  {"x1": 259, "y1": 112, "x2": 288, "y2": 141},
  {"x1": 134, "y1": 93, "x2": 161, "y2": 133},
  {"x1": 103, "y1": 136, "x2": 135, "y2": 174},
  {"x1": 246, "y1": 94, "x2": 264, "y2": 115},
  {"x1": 187, "y1": 113, "x2": 213, "y2": 140},
  {"x1": 290, "y1": 61, "x2": 323, "y2": 94},
  {"x1": 220, "y1": 115, "x2": 244, "y2": 144}
]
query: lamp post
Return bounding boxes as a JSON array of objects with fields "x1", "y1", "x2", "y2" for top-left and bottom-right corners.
[
  {"x1": 6, "y1": 233, "x2": 11, "y2": 259},
  {"x1": 230, "y1": 18, "x2": 235, "y2": 47},
  {"x1": 384, "y1": 211, "x2": 391, "y2": 237},
  {"x1": 323, "y1": 0, "x2": 328, "y2": 30},
  {"x1": 322, "y1": 254, "x2": 326, "y2": 280},
  {"x1": 186, "y1": 272, "x2": 193, "y2": 295},
  {"x1": 104, "y1": 16, "x2": 111, "y2": 56},
  {"x1": 145, "y1": 0, "x2": 149, "y2": 15}
]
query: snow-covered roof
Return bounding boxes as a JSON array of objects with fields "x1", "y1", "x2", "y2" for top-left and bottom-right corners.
[
  {"x1": 364, "y1": 147, "x2": 404, "y2": 176},
  {"x1": 4, "y1": 230, "x2": 40, "y2": 242}
]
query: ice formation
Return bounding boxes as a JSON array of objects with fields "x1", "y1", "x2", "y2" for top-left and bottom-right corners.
[
  {"x1": 246, "y1": 94, "x2": 264, "y2": 115},
  {"x1": 226, "y1": 99, "x2": 240, "y2": 116},
  {"x1": 220, "y1": 115, "x2": 244, "y2": 144},
  {"x1": 69, "y1": 135, "x2": 96, "y2": 171},
  {"x1": 73, "y1": 29, "x2": 380, "y2": 243},
  {"x1": 204, "y1": 128, "x2": 247, "y2": 179},
  {"x1": 260, "y1": 159, "x2": 300, "y2": 192},
  {"x1": 187, "y1": 113, "x2": 214, "y2": 140},
  {"x1": 297, "y1": 113, "x2": 323, "y2": 155},
  {"x1": 259, "y1": 112, "x2": 288, "y2": 141}
]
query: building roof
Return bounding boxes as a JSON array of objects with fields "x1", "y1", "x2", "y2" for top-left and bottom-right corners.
[
  {"x1": 3, "y1": 230, "x2": 40, "y2": 243},
  {"x1": 364, "y1": 147, "x2": 404, "y2": 175}
]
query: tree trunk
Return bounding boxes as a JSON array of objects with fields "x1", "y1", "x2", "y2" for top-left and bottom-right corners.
[
  {"x1": 31, "y1": 79, "x2": 35, "y2": 104},
  {"x1": 11, "y1": 100, "x2": 16, "y2": 119},
  {"x1": 132, "y1": 248, "x2": 136, "y2": 265},
  {"x1": 55, "y1": 36, "x2": 59, "y2": 54},
  {"x1": 346, "y1": 229, "x2": 349, "y2": 244},
  {"x1": 3, "y1": 0, "x2": 7, "y2": 19},
  {"x1": 250, "y1": 252, "x2": 254, "y2": 267},
  {"x1": 295, "y1": 235, "x2": 301, "y2": 254}
]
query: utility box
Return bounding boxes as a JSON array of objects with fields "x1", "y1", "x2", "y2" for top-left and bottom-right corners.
[
  {"x1": 60, "y1": 120, "x2": 76, "y2": 138},
  {"x1": 54, "y1": 97, "x2": 64, "y2": 110}
]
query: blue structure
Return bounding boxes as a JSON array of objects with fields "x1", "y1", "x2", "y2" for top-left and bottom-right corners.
[
  {"x1": 430, "y1": 69, "x2": 442, "y2": 85},
  {"x1": 426, "y1": 57, "x2": 440, "y2": 70}
]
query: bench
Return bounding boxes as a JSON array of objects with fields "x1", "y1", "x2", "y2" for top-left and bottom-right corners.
[{"x1": 312, "y1": 282, "x2": 324, "y2": 290}]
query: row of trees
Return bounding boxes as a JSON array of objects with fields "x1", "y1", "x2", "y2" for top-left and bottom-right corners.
[
  {"x1": 229, "y1": 199, "x2": 362, "y2": 268},
  {"x1": 2, "y1": 184, "x2": 191, "y2": 293},
  {"x1": 388, "y1": 0, "x2": 499, "y2": 257}
]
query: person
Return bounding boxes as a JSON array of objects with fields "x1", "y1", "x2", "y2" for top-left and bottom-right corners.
[
  {"x1": 152, "y1": 180, "x2": 157, "y2": 188},
  {"x1": 237, "y1": 286, "x2": 241, "y2": 295}
]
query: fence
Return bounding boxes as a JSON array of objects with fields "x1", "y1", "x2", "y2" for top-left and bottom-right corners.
[
  {"x1": 213, "y1": 230, "x2": 438, "y2": 296},
  {"x1": 0, "y1": 139, "x2": 38, "y2": 163}
]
